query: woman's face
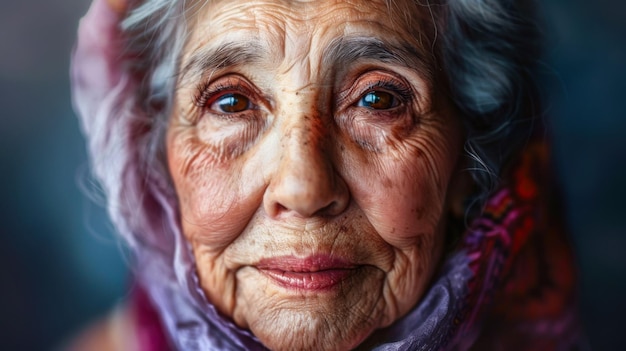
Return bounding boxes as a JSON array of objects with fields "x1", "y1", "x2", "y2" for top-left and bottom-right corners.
[{"x1": 167, "y1": 0, "x2": 463, "y2": 349}]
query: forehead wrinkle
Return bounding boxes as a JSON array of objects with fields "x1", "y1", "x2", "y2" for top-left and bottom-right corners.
[
  {"x1": 276, "y1": 33, "x2": 316, "y2": 86},
  {"x1": 179, "y1": 0, "x2": 434, "y2": 90}
]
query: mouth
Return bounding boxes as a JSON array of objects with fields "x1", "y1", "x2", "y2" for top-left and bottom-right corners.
[{"x1": 256, "y1": 255, "x2": 359, "y2": 291}]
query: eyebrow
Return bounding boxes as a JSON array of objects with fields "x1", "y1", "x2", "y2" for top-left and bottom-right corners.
[
  {"x1": 322, "y1": 36, "x2": 428, "y2": 72},
  {"x1": 180, "y1": 36, "x2": 431, "y2": 83},
  {"x1": 180, "y1": 41, "x2": 265, "y2": 83}
]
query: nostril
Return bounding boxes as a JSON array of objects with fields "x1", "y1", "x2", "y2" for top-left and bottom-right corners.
[
  {"x1": 265, "y1": 190, "x2": 348, "y2": 219},
  {"x1": 275, "y1": 203, "x2": 288, "y2": 214},
  {"x1": 317, "y1": 200, "x2": 340, "y2": 217}
]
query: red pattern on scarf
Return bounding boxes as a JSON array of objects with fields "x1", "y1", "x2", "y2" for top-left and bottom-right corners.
[{"x1": 455, "y1": 141, "x2": 580, "y2": 350}]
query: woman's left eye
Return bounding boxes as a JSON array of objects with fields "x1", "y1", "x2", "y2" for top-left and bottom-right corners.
[
  {"x1": 357, "y1": 91, "x2": 398, "y2": 110},
  {"x1": 210, "y1": 93, "x2": 251, "y2": 113}
]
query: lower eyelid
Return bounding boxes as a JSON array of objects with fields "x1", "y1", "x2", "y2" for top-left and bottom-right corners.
[{"x1": 344, "y1": 107, "x2": 409, "y2": 126}]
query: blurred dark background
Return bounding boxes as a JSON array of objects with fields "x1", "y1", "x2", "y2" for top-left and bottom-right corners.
[{"x1": 0, "y1": 0, "x2": 624, "y2": 350}]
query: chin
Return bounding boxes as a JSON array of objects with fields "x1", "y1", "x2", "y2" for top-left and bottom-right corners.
[
  {"x1": 247, "y1": 307, "x2": 378, "y2": 351},
  {"x1": 230, "y1": 266, "x2": 388, "y2": 351}
]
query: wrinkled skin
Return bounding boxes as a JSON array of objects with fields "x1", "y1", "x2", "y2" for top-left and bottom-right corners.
[{"x1": 167, "y1": 0, "x2": 464, "y2": 350}]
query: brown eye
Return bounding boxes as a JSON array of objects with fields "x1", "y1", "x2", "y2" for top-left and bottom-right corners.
[
  {"x1": 211, "y1": 93, "x2": 251, "y2": 113},
  {"x1": 357, "y1": 91, "x2": 397, "y2": 110}
]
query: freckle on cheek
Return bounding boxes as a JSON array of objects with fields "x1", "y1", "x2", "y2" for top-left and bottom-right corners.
[
  {"x1": 415, "y1": 234, "x2": 425, "y2": 251},
  {"x1": 411, "y1": 207, "x2": 425, "y2": 219},
  {"x1": 390, "y1": 123, "x2": 414, "y2": 140},
  {"x1": 382, "y1": 177, "x2": 392, "y2": 188}
]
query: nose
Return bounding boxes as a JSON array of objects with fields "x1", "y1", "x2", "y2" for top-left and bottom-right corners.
[{"x1": 263, "y1": 120, "x2": 349, "y2": 219}]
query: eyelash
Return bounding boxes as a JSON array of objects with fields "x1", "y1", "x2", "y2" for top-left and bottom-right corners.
[{"x1": 193, "y1": 80, "x2": 254, "y2": 110}]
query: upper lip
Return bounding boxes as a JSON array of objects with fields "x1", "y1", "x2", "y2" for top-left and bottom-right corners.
[{"x1": 255, "y1": 254, "x2": 358, "y2": 272}]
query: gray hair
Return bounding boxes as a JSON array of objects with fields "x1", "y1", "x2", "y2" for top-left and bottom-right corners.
[{"x1": 121, "y1": 0, "x2": 543, "y2": 208}]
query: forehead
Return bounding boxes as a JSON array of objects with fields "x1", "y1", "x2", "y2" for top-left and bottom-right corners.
[
  {"x1": 181, "y1": 0, "x2": 432, "y2": 72},
  {"x1": 188, "y1": 0, "x2": 420, "y2": 35}
]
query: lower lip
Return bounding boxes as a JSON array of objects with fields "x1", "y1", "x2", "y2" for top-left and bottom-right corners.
[
  {"x1": 256, "y1": 255, "x2": 358, "y2": 291},
  {"x1": 259, "y1": 268, "x2": 355, "y2": 291}
]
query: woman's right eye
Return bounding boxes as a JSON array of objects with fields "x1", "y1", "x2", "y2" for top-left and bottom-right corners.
[{"x1": 210, "y1": 93, "x2": 251, "y2": 113}]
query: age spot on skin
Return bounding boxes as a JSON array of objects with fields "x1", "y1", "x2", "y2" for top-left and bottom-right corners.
[
  {"x1": 415, "y1": 234, "x2": 425, "y2": 251},
  {"x1": 411, "y1": 207, "x2": 425, "y2": 220},
  {"x1": 382, "y1": 177, "x2": 392, "y2": 188}
]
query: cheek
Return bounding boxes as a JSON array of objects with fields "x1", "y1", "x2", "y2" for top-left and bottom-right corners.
[
  {"x1": 349, "y1": 133, "x2": 458, "y2": 319},
  {"x1": 167, "y1": 126, "x2": 261, "y2": 250},
  {"x1": 348, "y1": 138, "x2": 456, "y2": 250}
]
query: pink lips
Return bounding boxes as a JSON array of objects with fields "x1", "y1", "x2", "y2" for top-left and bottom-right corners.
[{"x1": 256, "y1": 255, "x2": 358, "y2": 291}]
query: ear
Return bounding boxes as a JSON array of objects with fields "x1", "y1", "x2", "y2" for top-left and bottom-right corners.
[{"x1": 106, "y1": 0, "x2": 127, "y2": 14}]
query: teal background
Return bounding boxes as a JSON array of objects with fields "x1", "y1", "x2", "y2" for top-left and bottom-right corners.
[{"x1": 0, "y1": 0, "x2": 625, "y2": 349}]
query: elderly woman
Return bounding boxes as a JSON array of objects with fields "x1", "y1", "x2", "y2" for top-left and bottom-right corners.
[{"x1": 70, "y1": 0, "x2": 583, "y2": 349}]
